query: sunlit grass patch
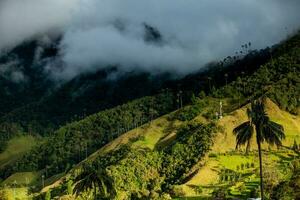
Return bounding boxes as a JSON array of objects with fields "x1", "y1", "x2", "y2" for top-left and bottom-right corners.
[
  {"x1": 0, "y1": 136, "x2": 38, "y2": 168},
  {"x1": 2, "y1": 171, "x2": 41, "y2": 186},
  {"x1": 132, "y1": 116, "x2": 182, "y2": 150}
]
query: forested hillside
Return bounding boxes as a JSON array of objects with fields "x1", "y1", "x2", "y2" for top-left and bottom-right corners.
[
  {"x1": 50, "y1": 31, "x2": 299, "y2": 199},
  {"x1": 0, "y1": 93, "x2": 174, "y2": 179},
  {"x1": 0, "y1": 30, "x2": 298, "y2": 199}
]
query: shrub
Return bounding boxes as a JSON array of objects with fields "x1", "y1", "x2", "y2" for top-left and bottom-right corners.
[
  {"x1": 246, "y1": 162, "x2": 250, "y2": 169},
  {"x1": 203, "y1": 110, "x2": 215, "y2": 120},
  {"x1": 174, "y1": 105, "x2": 201, "y2": 121},
  {"x1": 212, "y1": 187, "x2": 227, "y2": 199},
  {"x1": 209, "y1": 153, "x2": 218, "y2": 158},
  {"x1": 170, "y1": 186, "x2": 186, "y2": 197},
  {"x1": 241, "y1": 163, "x2": 245, "y2": 170},
  {"x1": 0, "y1": 140, "x2": 7, "y2": 153},
  {"x1": 44, "y1": 190, "x2": 51, "y2": 200}
]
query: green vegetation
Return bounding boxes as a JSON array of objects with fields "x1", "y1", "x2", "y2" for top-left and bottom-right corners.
[
  {"x1": 73, "y1": 122, "x2": 216, "y2": 199},
  {"x1": 271, "y1": 161, "x2": 300, "y2": 200},
  {"x1": 0, "y1": 187, "x2": 29, "y2": 200},
  {"x1": 162, "y1": 122, "x2": 217, "y2": 187},
  {"x1": 0, "y1": 136, "x2": 38, "y2": 169},
  {"x1": 1, "y1": 171, "x2": 40, "y2": 186}
]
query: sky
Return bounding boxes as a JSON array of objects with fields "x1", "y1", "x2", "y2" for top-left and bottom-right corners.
[{"x1": 0, "y1": 0, "x2": 300, "y2": 80}]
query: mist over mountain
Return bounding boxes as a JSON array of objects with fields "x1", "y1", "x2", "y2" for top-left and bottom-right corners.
[
  {"x1": 0, "y1": 0, "x2": 300, "y2": 81},
  {"x1": 0, "y1": 1, "x2": 300, "y2": 199}
]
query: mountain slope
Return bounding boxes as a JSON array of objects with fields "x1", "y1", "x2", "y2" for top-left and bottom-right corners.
[
  {"x1": 40, "y1": 98, "x2": 299, "y2": 199},
  {"x1": 0, "y1": 31, "x2": 299, "y2": 200},
  {"x1": 35, "y1": 31, "x2": 300, "y2": 199},
  {"x1": 212, "y1": 98, "x2": 300, "y2": 153}
]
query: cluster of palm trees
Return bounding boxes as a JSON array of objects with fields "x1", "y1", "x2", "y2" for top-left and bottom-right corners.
[{"x1": 233, "y1": 98, "x2": 285, "y2": 200}]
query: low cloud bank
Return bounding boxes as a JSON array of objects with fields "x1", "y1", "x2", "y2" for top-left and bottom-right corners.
[{"x1": 1, "y1": 0, "x2": 300, "y2": 80}]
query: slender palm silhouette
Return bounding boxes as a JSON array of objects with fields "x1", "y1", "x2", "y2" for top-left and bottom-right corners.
[
  {"x1": 73, "y1": 163, "x2": 115, "y2": 199},
  {"x1": 233, "y1": 98, "x2": 285, "y2": 200}
]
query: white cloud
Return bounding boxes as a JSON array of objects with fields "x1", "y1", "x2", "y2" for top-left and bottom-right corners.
[
  {"x1": 55, "y1": 0, "x2": 300, "y2": 79},
  {"x1": 0, "y1": 61, "x2": 26, "y2": 83},
  {"x1": 0, "y1": 0, "x2": 78, "y2": 51},
  {"x1": 1, "y1": 0, "x2": 300, "y2": 80}
]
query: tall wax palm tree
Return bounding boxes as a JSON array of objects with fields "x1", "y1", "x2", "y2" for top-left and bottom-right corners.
[
  {"x1": 233, "y1": 98, "x2": 285, "y2": 200},
  {"x1": 224, "y1": 73, "x2": 228, "y2": 87},
  {"x1": 73, "y1": 163, "x2": 115, "y2": 199},
  {"x1": 207, "y1": 76, "x2": 212, "y2": 92}
]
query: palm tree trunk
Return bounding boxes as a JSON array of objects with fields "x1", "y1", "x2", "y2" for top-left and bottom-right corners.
[
  {"x1": 94, "y1": 183, "x2": 97, "y2": 200},
  {"x1": 246, "y1": 140, "x2": 251, "y2": 155},
  {"x1": 257, "y1": 140, "x2": 264, "y2": 200}
]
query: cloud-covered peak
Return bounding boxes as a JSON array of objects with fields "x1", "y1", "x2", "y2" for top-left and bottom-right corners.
[{"x1": 1, "y1": 0, "x2": 300, "y2": 80}]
